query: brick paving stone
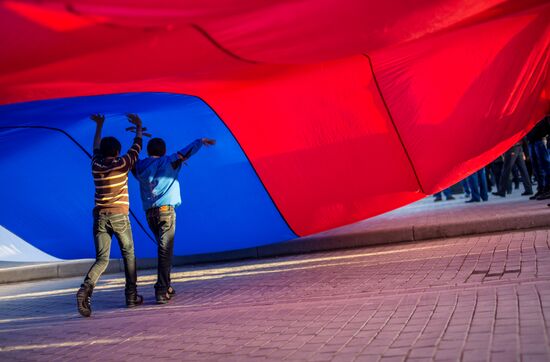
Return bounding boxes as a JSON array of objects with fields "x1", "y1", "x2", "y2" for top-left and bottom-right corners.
[
  {"x1": 379, "y1": 356, "x2": 406, "y2": 362},
  {"x1": 3, "y1": 226, "x2": 550, "y2": 360},
  {"x1": 521, "y1": 354, "x2": 550, "y2": 362}
]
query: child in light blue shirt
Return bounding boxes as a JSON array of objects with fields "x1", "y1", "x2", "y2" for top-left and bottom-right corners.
[{"x1": 132, "y1": 137, "x2": 215, "y2": 303}]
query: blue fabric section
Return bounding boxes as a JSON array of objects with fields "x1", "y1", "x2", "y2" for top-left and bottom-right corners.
[
  {"x1": 134, "y1": 139, "x2": 203, "y2": 210},
  {"x1": 0, "y1": 93, "x2": 296, "y2": 260}
]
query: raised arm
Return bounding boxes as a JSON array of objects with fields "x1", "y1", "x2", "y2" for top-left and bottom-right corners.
[
  {"x1": 171, "y1": 138, "x2": 216, "y2": 169},
  {"x1": 126, "y1": 113, "x2": 143, "y2": 138},
  {"x1": 90, "y1": 113, "x2": 105, "y2": 152},
  {"x1": 122, "y1": 114, "x2": 143, "y2": 169}
]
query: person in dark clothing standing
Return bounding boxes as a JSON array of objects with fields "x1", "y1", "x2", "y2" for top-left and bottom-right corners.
[
  {"x1": 490, "y1": 155, "x2": 504, "y2": 193},
  {"x1": 76, "y1": 113, "x2": 144, "y2": 317},
  {"x1": 527, "y1": 116, "x2": 550, "y2": 200},
  {"x1": 133, "y1": 137, "x2": 216, "y2": 304},
  {"x1": 492, "y1": 141, "x2": 533, "y2": 197},
  {"x1": 466, "y1": 167, "x2": 489, "y2": 202},
  {"x1": 433, "y1": 187, "x2": 455, "y2": 202}
]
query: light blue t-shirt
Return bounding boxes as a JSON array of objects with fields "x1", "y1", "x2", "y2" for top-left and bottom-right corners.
[{"x1": 133, "y1": 139, "x2": 203, "y2": 210}]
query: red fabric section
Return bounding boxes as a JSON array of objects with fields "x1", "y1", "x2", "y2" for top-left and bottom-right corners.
[
  {"x1": 204, "y1": 57, "x2": 422, "y2": 235},
  {"x1": 371, "y1": 3, "x2": 550, "y2": 193},
  {"x1": 0, "y1": 0, "x2": 548, "y2": 235}
]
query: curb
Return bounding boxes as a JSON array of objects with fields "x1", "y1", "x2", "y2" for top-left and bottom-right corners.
[
  {"x1": 1, "y1": 210, "x2": 550, "y2": 284},
  {"x1": 260, "y1": 211, "x2": 550, "y2": 258}
]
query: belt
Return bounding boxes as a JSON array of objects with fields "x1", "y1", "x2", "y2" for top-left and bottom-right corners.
[
  {"x1": 147, "y1": 205, "x2": 174, "y2": 213},
  {"x1": 94, "y1": 208, "x2": 127, "y2": 216}
]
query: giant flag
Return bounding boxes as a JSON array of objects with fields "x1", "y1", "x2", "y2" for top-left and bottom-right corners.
[{"x1": 0, "y1": 0, "x2": 548, "y2": 260}]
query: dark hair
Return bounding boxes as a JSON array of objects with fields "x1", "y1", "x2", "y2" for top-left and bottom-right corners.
[
  {"x1": 147, "y1": 138, "x2": 166, "y2": 157},
  {"x1": 100, "y1": 137, "x2": 121, "y2": 157}
]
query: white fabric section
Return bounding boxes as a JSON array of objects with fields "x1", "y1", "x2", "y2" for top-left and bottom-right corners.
[{"x1": 0, "y1": 225, "x2": 60, "y2": 262}]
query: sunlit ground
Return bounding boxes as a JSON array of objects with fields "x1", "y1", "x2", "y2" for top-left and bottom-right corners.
[{"x1": 0, "y1": 241, "x2": 463, "y2": 304}]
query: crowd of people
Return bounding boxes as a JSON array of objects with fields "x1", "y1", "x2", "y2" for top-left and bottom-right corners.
[{"x1": 434, "y1": 115, "x2": 550, "y2": 204}]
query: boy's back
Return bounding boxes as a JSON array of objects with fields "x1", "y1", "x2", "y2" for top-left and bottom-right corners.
[
  {"x1": 133, "y1": 155, "x2": 183, "y2": 211},
  {"x1": 133, "y1": 138, "x2": 203, "y2": 210},
  {"x1": 92, "y1": 140, "x2": 141, "y2": 214}
]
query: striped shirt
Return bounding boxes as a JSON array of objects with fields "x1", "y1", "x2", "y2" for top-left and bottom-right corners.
[{"x1": 92, "y1": 137, "x2": 142, "y2": 214}]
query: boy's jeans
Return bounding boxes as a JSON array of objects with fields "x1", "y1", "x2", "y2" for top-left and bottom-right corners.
[
  {"x1": 146, "y1": 206, "x2": 176, "y2": 295},
  {"x1": 84, "y1": 212, "x2": 137, "y2": 292}
]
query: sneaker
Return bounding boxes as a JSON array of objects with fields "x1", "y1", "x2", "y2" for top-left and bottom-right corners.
[
  {"x1": 446, "y1": 196, "x2": 456, "y2": 201},
  {"x1": 167, "y1": 286, "x2": 176, "y2": 296},
  {"x1": 156, "y1": 291, "x2": 172, "y2": 305},
  {"x1": 492, "y1": 192, "x2": 506, "y2": 197},
  {"x1": 536, "y1": 191, "x2": 550, "y2": 200},
  {"x1": 125, "y1": 291, "x2": 144, "y2": 308},
  {"x1": 465, "y1": 199, "x2": 480, "y2": 203},
  {"x1": 434, "y1": 197, "x2": 443, "y2": 202},
  {"x1": 76, "y1": 283, "x2": 93, "y2": 317},
  {"x1": 521, "y1": 191, "x2": 534, "y2": 196},
  {"x1": 530, "y1": 191, "x2": 541, "y2": 200}
]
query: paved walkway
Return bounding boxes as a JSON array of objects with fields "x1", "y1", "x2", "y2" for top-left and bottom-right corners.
[
  {"x1": 311, "y1": 191, "x2": 550, "y2": 239},
  {"x1": 6, "y1": 190, "x2": 549, "y2": 285},
  {"x1": 1, "y1": 225, "x2": 550, "y2": 361}
]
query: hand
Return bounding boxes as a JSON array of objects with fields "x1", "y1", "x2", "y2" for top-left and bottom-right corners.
[
  {"x1": 90, "y1": 113, "x2": 105, "y2": 124},
  {"x1": 126, "y1": 126, "x2": 151, "y2": 138},
  {"x1": 202, "y1": 138, "x2": 216, "y2": 146},
  {"x1": 126, "y1": 113, "x2": 142, "y2": 127}
]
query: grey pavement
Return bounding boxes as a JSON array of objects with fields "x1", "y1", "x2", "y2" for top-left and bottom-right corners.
[
  {"x1": 1, "y1": 220, "x2": 550, "y2": 359},
  {"x1": 272, "y1": 190, "x2": 550, "y2": 256},
  {"x1": 2, "y1": 191, "x2": 550, "y2": 284}
]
